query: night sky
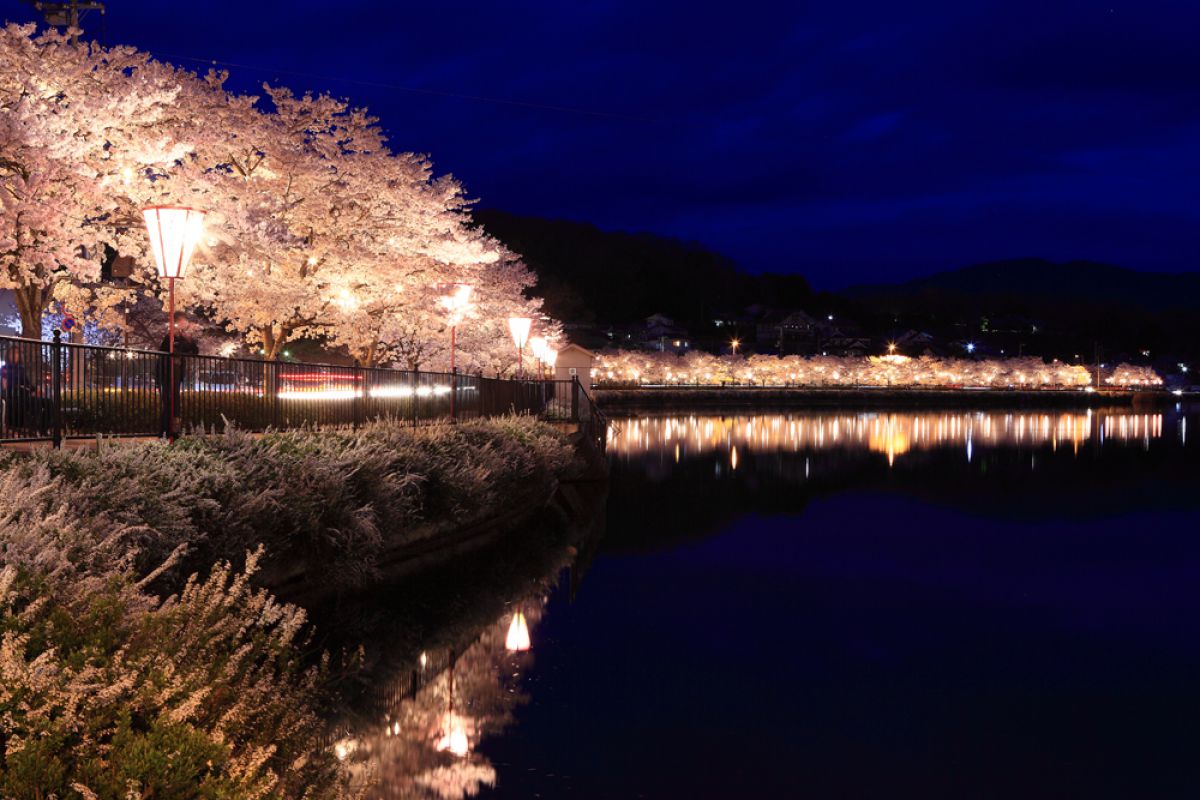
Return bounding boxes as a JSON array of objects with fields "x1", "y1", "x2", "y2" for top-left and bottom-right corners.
[{"x1": 4, "y1": 0, "x2": 1199, "y2": 288}]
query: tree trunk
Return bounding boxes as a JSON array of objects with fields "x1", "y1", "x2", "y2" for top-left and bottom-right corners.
[
  {"x1": 12, "y1": 285, "x2": 49, "y2": 339},
  {"x1": 261, "y1": 326, "x2": 287, "y2": 361}
]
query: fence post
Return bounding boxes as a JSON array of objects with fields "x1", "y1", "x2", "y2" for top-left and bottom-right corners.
[
  {"x1": 571, "y1": 376, "x2": 580, "y2": 423},
  {"x1": 50, "y1": 329, "x2": 63, "y2": 448},
  {"x1": 270, "y1": 361, "x2": 282, "y2": 431},
  {"x1": 353, "y1": 360, "x2": 363, "y2": 430},
  {"x1": 411, "y1": 368, "x2": 419, "y2": 427}
]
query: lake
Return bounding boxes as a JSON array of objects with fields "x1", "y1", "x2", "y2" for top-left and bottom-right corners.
[{"x1": 338, "y1": 405, "x2": 1200, "y2": 799}]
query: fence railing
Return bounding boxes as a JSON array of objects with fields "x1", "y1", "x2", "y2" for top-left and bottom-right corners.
[{"x1": 1, "y1": 331, "x2": 603, "y2": 449}]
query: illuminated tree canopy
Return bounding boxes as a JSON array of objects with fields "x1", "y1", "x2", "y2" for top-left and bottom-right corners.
[{"x1": 0, "y1": 24, "x2": 556, "y2": 371}]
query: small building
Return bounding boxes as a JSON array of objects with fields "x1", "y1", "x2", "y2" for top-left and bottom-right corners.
[
  {"x1": 755, "y1": 310, "x2": 818, "y2": 352},
  {"x1": 555, "y1": 343, "x2": 597, "y2": 386},
  {"x1": 642, "y1": 313, "x2": 689, "y2": 352}
]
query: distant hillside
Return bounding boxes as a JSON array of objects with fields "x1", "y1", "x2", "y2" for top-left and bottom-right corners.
[
  {"x1": 848, "y1": 258, "x2": 1200, "y2": 313},
  {"x1": 475, "y1": 210, "x2": 813, "y2": 325},
  {"x1": 845, "y1": 258, "x2": 1200, "y2": 361}
]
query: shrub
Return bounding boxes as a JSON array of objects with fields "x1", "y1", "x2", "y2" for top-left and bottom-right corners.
[
  {"x1": 0, "y1": 500, "x2": 353, "y2": 799},
  {"x1": 0, "y1": 415, "x2": 571, "y2": 798},
  {"x1": 2, "y1": 415, "x2": 571, "y2": 591}
]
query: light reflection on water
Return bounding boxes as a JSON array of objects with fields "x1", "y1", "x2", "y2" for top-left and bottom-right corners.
[
  {"x1": 337, "y1": 600, "x2": 547, "y2": 799},
  {"x1": 608, "y1": 409, "x2": 1167, "y2": 466},
  {"x1": 327, "y1": 404, "x2": 1197, "y2": 798}
]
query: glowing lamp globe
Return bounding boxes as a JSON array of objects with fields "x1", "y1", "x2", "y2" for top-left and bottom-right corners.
[
  {"x1": 543, "y1": 349, "x2": 558, "y2": 368},
  {"x1": 508, "y1": 317, "x2": 532, "y2": 349},
  {"x1": 505, "y1": 611, "x2": 531, "y2": 652},
  {"x1": 529, "y1": 336, "x2": 548, "y2": 362},
  {"x1": 442, "y1": 283, "x2": 473, "y2": 316},
  {"x1": 142, "y1": 206, "x2": 206, "y2": 280}
]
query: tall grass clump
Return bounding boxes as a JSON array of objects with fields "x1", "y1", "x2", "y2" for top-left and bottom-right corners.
[
  {"x1": 0, "y1": 415, "x2": 572, "y2": 591},
  {"x1": 0, "y1": 415, "x2": 572, "y2": 797},
  {"x1": 0, "y1": 471, "x2": 354, "y2": 798}
]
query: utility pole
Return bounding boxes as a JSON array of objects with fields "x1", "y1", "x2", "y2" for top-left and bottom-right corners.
[{"x1": 29, "y1": 1, "x2": 106, "y2": 44}]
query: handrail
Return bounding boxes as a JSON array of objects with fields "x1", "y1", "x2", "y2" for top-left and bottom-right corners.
[{"x1": 0, "y1": 332, "x2": 603, "y2": 448}]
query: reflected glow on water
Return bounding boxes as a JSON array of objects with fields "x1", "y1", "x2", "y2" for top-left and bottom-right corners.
[
  {"x1": 609, "y1": 410, "x2": 1165, "y2": 465},
  {"x1": 336, "y1": 600, "x2": 547, "y2": 799}
]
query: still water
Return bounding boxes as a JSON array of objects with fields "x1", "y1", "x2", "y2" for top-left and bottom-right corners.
[{"x1": 340, "y1": 406, "x2": 1199, "y2": 799}]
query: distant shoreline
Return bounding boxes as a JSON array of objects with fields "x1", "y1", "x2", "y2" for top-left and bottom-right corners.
[{"x1": 593, "y1": 386, "x2": 1167, "y2": 411}]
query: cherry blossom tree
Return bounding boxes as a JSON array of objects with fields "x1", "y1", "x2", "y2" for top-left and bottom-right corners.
[
  {"x1": 594, "y1": 350, "x2": 1107, "y2": 388},
  {"x1": 1, "y1": 24, "x2": 561, "y2": 368},
  {"x1": 0, "y1": 24, "x2": 191, "y2": 337}
]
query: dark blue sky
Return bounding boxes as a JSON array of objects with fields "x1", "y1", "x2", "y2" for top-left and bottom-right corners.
[{"x1": 5, "y1": 0, "x2": 1199, "y2": 288}]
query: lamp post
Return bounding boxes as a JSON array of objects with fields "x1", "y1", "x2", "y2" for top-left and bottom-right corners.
[
  {"x1": 440, "y1": 284, "x2": 474, "y2": 375},
  {"x1": 529, "y1": 336, "x2": 548, "y2": 380},
  {"x1": 142, "y1": 206, "x2": 206, "y2": 438},
  {"x1": 440, "y1": 284, "x2": 473, "y2": 419},
  {"x1": 508, "y1": 317, "x2": 532, "y2": 378}
]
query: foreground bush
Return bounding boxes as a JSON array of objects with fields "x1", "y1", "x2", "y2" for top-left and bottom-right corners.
[
  {"x1": 1, "y1": 416, "x2": 572, "y2": 591},
  {"x1": 0, "y1": 473, "x2": 351, "y2": 799},
  {"x1": 0, "y1": 559, "x2": 349, "y2": 799},
  {"x1": 0, "y1": 416, "x2": 572, "y2": 798}
]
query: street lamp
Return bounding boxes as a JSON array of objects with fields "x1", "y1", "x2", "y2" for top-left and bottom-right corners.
[
  {"x1": 440, "y1": 284, "x2": 473, "y2": 420},
  {"x1": 143, "y1": 206, "x2": 206, "y2": 437},
  {"x1": 730, "y1": 337, "x2": 740, "y2": 356},
  {"x1": 440, "y1": 284, "x2": 473, "y2": 375},
  {"x1": 529, "y1": 336, "x2": 548, "y2": 379},
  {"x1": 508, "y1": 317, "x2": 532, "y2": 378}
]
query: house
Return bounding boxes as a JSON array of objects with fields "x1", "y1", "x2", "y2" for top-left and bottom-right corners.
[
  {"x1": 895, "y1": 329, "x2": 937, "y2": 355},
  {"x1": 755, "y1": 310, "x2": 818, "y2": 352},
  {"x1": 641, "y1": 314, "x2": 689, "y2": 352},
  {"x1": 555, "y1": 343, "x2": 597, "y2": 386},
  {"x1": 822, "y1": 336, "x2": 872, "y2": 356}
]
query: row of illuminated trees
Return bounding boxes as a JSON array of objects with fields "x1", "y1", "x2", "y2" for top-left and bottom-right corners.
[
  {"x1": 594, "y1": 350, "x2": 1163, "y2": 388},
  {"x1": 0, "y1": 24, "x2": 561, "y2": 375}
]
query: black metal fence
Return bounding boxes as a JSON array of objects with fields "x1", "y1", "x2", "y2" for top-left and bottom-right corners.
[{"x1": 1, "y1": 331, "x2": 604, "y2": 448}]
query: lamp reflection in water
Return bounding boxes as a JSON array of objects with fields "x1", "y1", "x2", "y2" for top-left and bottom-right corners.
[
  {"x1": 505, "y1": 611, "x2": 531, "y2": 652},
  {"x1": 435, "y1": 657, "x2": 471, "y2": 758},
  {"x1": 337, "y1": 598, "x2": 547, "y2": 798},
  {"x1": 610, "y1": 410, "x2": 1164, "y2": 466}
]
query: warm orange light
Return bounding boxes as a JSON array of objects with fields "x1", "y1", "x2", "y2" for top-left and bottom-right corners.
[
  {"x1": 505, "y1": 611, "x2": 531, "y2": 652},
  {"x1": 142, "y1": 206, "x2": 206, "y2": 280},
  {"x1": 435, "y1": 715, "x2": 470, "y2": 757}
]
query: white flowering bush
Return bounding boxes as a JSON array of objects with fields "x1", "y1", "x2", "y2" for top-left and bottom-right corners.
[
  {"x1": 0, "y1": 524, "x2": 353, "y2": 797},
  {"x1": 0, "y1": 416, "x2": 572, "y2": 591},
  {"x1": 0, "y1": 416, "x2": 571, "y2": 797}
]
